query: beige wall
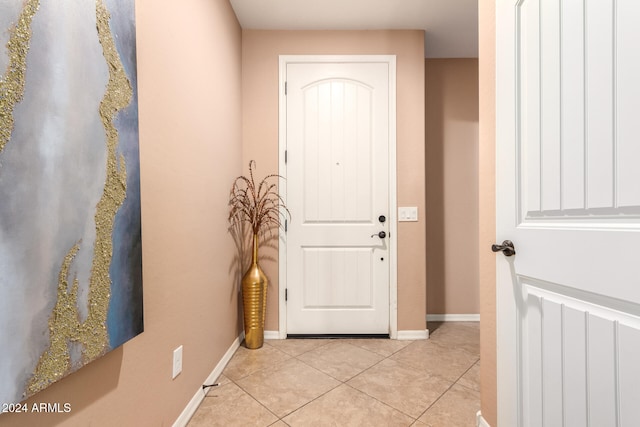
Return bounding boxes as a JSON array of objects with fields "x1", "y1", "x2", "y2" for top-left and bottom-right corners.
[
  {"x1": 479, "y1": 0, "x2": 497, "y2": 425},
  {"x1": 0, "y1": 0, "x2": 243, "y2": 425},
  {"x1": 242, "y1": 30, "x2": 427, "y2": 331},
  {"x1": 425, "y1": 58, "x2": 479, "y2": 315}
]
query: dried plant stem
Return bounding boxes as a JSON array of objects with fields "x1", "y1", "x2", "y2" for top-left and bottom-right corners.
[{"x1": 228, "y1": 160, "x2": 289, "y2": 240}]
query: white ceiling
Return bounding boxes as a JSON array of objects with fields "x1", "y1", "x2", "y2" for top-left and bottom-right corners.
[{"x1": 229, "y1": 0, "x2": 478, "y2": 58}]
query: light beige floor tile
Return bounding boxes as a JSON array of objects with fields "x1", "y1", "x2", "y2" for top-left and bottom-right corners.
[
  {"x1": 191, "y1": 322, "x2": 480, "y2": 426},
  {"x1": 236, "y1": 358, "x2": 341, "y2": 418},
  {"x1": 343, "y1": 338, "x2": 413, "y2": 357},
  {"x1": 282, "y1": 384, "x2": 415, "y2": 426},
  {"x1": 427, "y1": 322, "x2": 480, "y2": 357},
  {"x1": 223, "y1": 344, "x2": 291, "y2": 381},
  {"x1": 457, "y1": 361, "x2": 480, "y2": 392},
  {"x1": 348, "y1": 358, "x2": 452, "y2": 418},
  {"x1": 418, "y1": 384, "x2": 480, "y2": 427},
  {"x1": 265, "y1": 338, "x2": 332, "y2": 357},
  {"x1": 188, "y1": 381, "x2": 278, "y2": 427},
  {"x1": 297, "y1": 341, "x2": 385, "y2": 381},
  {"x1": 389, "y1": 340, "x2": 478, "y2": 382},
  {"x1": 216, "y1": 374, "x2": 231, "y2": 385}
]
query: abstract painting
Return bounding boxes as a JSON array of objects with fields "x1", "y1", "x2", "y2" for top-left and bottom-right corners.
[{"x1": 0, "y1": 0, "x2": 142, "y2": 404}]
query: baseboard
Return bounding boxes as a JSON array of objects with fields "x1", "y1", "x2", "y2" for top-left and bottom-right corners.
[
  {"x1": 264, "y1": 330, "x2": 281, "y2": 340},
  {"x1": 477, "y1": 410, "x2": 490, "y2": 427},
  {"x1": 397, "y1": 329, "x2": 429, "y2": 340},
  {"x1": 172, "y1": 332, "x2": 244, "y2": 427},
  {"x1": 426, "y1": 314, "x2": 480, "y2": 322}
]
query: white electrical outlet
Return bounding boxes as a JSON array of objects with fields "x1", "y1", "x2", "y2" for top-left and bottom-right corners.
[
  {"x1": 398, "y1": 206, "x2": 418, "y2": 222},
  {"x1": 172, "y1": 345, "x2": 183, "y2": 379}
]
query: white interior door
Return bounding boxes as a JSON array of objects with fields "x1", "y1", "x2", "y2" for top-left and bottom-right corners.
[
  {"x1": 497, "y1": 1, "x2": 640, "y2": 426},
  {"x1": 281, "y1": 56, "x2": 395, "y2": 335}
]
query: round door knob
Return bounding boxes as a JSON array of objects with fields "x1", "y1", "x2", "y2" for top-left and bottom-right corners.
[{"x1": 371, "y1": 231, "x2": 387, "y2": 239}]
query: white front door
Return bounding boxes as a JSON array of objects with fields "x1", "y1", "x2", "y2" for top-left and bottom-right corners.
[
  {"x1": 497, "y1": 1, "x2": 640, "y2": 426},
  {"x1": 281, "y1": 56, "x2": 396, "y2": 335}
]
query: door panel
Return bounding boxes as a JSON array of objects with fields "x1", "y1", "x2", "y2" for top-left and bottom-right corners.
[
  {"x1": 619, "y1": 325, "x2": 640, "y2": 426},
  {"x1": 302, "y1": 248, "x2": 373, "y2": 308},
  {"x1": 497, "y1": 1, "x2": 640, "y2": 425},
  {"x1": 285, "y1": 59, "x2": 392, "y2": 335},
  {"x1": 302, "y1": 80, "x2": 373, "y2": 223},
  {"x1": 518, "y1": 279, "x2": 640, "y2": 426}
]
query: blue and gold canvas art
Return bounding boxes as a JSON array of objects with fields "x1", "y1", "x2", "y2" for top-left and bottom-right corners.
[{"x1": 0, "y1": 0, "x2": 143, "y2": 405}]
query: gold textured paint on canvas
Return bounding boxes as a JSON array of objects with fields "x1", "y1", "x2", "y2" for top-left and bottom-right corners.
[
  {"x1": 26, "y1": 244, "x2": 81, "y2": 394},
  {"x1": 86, "y1": 0, "x2": 131, "y2": 361},
  {"x1": 0, "y1": 0, "x2": 40, "y2": 153},
  {"x1": 25, "y1": 0, "x2": 132, "y2": 397}
]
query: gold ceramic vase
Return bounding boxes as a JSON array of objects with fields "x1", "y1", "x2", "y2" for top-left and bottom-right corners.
[{"x1": 242, "y1": 233, "x2": 268, "y2": 349}]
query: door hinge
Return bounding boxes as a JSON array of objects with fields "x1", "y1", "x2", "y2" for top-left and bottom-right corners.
[
  {"x1": 285, "y1": 289, "x2": 288, "y2": 301},
  {"x1": 285, "y1": 219, "x2": 288, "y2": 232},
  {"x1": 285, "y1": 150, "x2": 287, "y2": 164},
  {"x1": 285, "y1": 81, "x2": 287, "y2": 95}
]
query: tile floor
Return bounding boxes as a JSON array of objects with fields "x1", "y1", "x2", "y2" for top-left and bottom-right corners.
[{"x1": 188, "y1": 322, "x2": 480, "y2": 426}]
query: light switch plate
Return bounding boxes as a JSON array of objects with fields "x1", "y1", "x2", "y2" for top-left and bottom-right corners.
[
  {"x1": 172, "y1": 345, "x2": 183, "y2": 379},
  {"x1": 398, "y1": 206, "x2": 418, "y2": 222}
]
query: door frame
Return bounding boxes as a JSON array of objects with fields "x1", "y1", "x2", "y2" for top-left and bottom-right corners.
[
  {"x1": 277, "y1": 54, "x2": 398, "y2": 339},
  {"x1": 495, "y1": 1, "x2": 517, "y2": 423}
]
